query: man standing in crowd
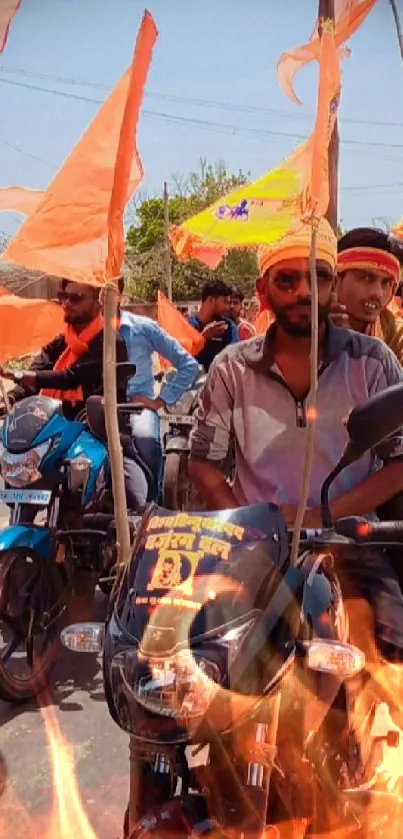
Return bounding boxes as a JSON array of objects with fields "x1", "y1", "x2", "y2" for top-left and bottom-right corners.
[
  {"x1": 189, "y1": 219, "x2": 403, "y2": 673},
  {"x1": 229, "y1": 287, "x2": 256, "y2": 340},
  {"x1": 337, "y1": 227, "x2": 403, "y2": 363},
  {"x1": 118, "y1": 279, "x2": 199, "y2": 503},
  {"x1": 188, "y1": 278, "x2": 238, "y2": 371}
]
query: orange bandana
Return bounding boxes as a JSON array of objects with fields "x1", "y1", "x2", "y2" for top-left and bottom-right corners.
[
  {"x1": 258, "y1": 218, "x2": 337, "y2": 276},
  {"x1": 337, "y1": 247, "x2": 401, "y2": 289},
  {"x1": 40, "y1": 313, "x2": 104, "y2": 405}
]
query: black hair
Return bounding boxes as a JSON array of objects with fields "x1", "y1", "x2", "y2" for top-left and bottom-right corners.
[
  {"x1": 201, "y1": 278, "x2": 231, "y2": 302},
  {"x1": 118, "y1": 276, "x2": 124, "y2": 295},
  {"x1": 338, "y1": 227, "x2": 403, "y2": 266},
  {"x1": 230, "y1": 286, "x2": 244, "y2": 303}
]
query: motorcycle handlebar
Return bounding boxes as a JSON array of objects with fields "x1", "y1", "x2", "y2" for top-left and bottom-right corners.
[{"x1": 296, "y1": 516, "x2": 403, "y2": 547}]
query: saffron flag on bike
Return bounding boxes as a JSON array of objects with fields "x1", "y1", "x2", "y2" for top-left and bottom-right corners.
[
  {"x1": 170, "y1": 21, "x2": 340, "y2": 269},
  {"x1": 0, "y1": 0, "x2": 22, "y2": 52},
  {"x1": 1, "y1": 11, "x2": 158, "y2": 287},
  {"x1": 277, "y1": 0, "x2": 376, "y2": 105}
]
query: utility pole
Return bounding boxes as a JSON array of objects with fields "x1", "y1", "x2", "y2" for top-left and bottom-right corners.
[
  {"x1": 319, "y1": 0, "x2": 338, "y2": 234},
  {"x1": 389, "y1": 0, "x2": 403, "y2": 64},
  {"x1": 163, "y1": 181, "x2": 173, "y2": 301}
]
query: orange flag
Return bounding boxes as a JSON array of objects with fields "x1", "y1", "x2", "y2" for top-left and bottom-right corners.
[
  {"x1": 277, "y1": 0, "x2": 376, "y2": 105},
  {"x1": 254, "y1": 310, "x2": 274, "y2": 335},
  {"x1": 308, "y1": 19, "x2": 340, "y2": 216},
  {"x1": 0, "y1": 294, "x2": 64, "y2": 363},
  {"x1": 0, "y1": 0, "x2": 21, "y2": 52},
  {"x1": 2, "y1": 11, "x2": 158, "y2": 286},
  {"x1": 157, "y1": 291, "x2": 205, "y2": 356},
  {"x1": 0, "y1": 186, "x2": 44, "y2": 216}
]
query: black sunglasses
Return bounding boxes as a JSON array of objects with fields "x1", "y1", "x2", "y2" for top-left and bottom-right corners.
[
  {"x1": 272, "y1": 268, "x2": 334, "y2": 294},
  {"x1": 57, "y1": 291, "x2": 86, "y2": 305}
]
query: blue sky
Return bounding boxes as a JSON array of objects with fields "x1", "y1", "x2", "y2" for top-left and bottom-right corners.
[{"x1": 0, "y1": 0, "x2": 402, "y2": 240}]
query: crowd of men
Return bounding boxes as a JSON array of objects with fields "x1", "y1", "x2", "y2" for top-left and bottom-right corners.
[{"x1": 1, "y1": 223, "x2": 403, "y2": 693}]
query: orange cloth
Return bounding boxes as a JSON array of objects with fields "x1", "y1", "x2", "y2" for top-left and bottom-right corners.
[
  {"x1": 0, "y1": 0, "x2": 21, "y2": 52},
  {"x1": 0, "y1": 294, "x2": 64, "y2": 364},
  {"x1": 338, "y1": 247, "x2": 401, "y2": 289},
  {"x1": 40, "y1": 313, "x2": 104, "y2": 404},
  {"x1": 258, "y1": 217, "x2": 337, "y2": 276},
  {"x1": 2, "y1": 12, "x2": 158, "y2": 286},
  {"x1": 0, "y1": 186, "x2": 44, "y2": 216},
  {"x1": 277, "y1": 0, "x2": 376, "y2": 105},
  {"x1": 254, "y1": 310, "x2": 274, "y2": 335},
  {"x1": 157, "y1": 291, "x2": 205, "y2": 357}
]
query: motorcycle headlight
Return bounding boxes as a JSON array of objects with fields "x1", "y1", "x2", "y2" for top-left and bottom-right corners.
[
  {"x1": 67, "y1": 455, "x2": 91, "y2": 494},
  {"x1": 0, "y1": 441, "x2": 51, "y2": 488},
  {"x1": 112, "y1": 648, "x2": 221, "y2": 721}
]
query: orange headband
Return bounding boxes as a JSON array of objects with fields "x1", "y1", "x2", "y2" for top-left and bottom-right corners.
[{"x1": 338, "y1": 247, "x2": 401, "y2": 288}]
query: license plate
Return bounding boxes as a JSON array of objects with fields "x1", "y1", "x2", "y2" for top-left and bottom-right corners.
[
  {"x1": 0, "y1": 489, "x2": 52, "y2": 505},
  {"x1": 159, "y1": 413, "x2": 195, "y2": 426}
]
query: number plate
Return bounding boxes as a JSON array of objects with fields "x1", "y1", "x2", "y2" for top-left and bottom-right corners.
[
  {"x1": 159, "y1": 413, "x2": 195, "y2": 426},
  {"x1": 0, "y1": 489, "x2": 52, "y2": 505}
]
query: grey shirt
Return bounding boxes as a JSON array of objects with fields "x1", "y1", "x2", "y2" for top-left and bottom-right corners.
[{"x1": 189, "y1": 322, "x2": 403, "y2": 509}]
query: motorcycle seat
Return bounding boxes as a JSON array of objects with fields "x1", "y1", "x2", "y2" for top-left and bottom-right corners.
[{"x1": 86, "y1": 395, "x2": 157, "y2": 503}]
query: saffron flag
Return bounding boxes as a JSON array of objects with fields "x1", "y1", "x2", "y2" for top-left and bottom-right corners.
[
  {"x1": 392, "y1": 217, "x2": 403, "y2": 242},
  {"x1": 0, "y1": 294, "x2": 64, "y2": 363},
  {"x1": 0, "y1": 186, "x2": 44, "y2": 216},
  {"x1": 0, "y1": 0, "x2": 22, "y2": 52},
  {"x1": 277, "y1": 0, "x2": 376, "y2": 105},
  {"x1": 170, "y1": 21, "x2": 340, "y2": 268},
  {"x1": 2, "y1": 11, "x2": 158, "y2": 286},
  {"x1": 157, "y1": 291, "x2": 205, "y2": 356}
]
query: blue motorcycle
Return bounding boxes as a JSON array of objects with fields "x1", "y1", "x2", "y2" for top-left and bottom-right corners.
[{"x1": 0, "y1": 389, "x2": 155, "y2": 702}]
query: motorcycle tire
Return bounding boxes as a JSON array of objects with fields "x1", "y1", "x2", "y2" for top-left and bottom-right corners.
[
  {"x1": 163, "y1": 452, "x2": 188, "y2": 511},
  {"x1": 0, "y1": 549, "x2": 66, "y2": 703}
]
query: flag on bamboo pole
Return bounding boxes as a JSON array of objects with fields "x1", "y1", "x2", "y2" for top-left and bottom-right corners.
[
  {"x1": 277, "y1": 0, "x2": 376, "y2": 105},
  {"x1": 0, "y1": 293, "x2": 64, "y2": 363},
  {"x1": 0, "y1": 0, "x2": 22, "y2": 52},
  {"x1": 2, "y1": 11, "x2": 158, "y2": 286},
  {"x1": 170, "y1": 19, "x2": 340, "y2": 268}
]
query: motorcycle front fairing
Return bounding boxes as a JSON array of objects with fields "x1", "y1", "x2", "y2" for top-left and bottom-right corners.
[{"x1": 103, "y1": 503, "x2": 303, "y2": 744}]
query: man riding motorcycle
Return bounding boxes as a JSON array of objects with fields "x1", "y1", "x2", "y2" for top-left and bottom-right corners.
[
  {"x1": 337, "y1": 226, "x2": 403, "y2": 364},
  {"x1": 0, "y1": 280, "x2": 142, "y2": 512},
  {"x1": 118, "y1": 278, "x2": 199, "y2": 505},
  {"x1": 188, "y1": 219, "x2": 403, "y2": 688}
]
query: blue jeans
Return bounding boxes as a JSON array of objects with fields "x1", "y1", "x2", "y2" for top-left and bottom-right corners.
[{"x1": 129, "y1": 409, "x2": 162, "y2": 503}]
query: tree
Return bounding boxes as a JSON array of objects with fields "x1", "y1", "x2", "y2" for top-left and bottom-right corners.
[{"x1": 124, "y1": 160, "x2": 258, "y2": 301}]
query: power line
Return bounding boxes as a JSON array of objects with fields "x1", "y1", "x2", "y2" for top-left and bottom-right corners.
[
  {"x1": 2, "y1": 63, "x2": 403, "y2": 129},
  {"x1": 1, "y1": 75, "x2": 403, "y2": 160}
]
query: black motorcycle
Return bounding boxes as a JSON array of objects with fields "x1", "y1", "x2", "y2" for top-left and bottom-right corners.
[{"x1": 62, "y1": 383, "x2": 403, "y2": 837}]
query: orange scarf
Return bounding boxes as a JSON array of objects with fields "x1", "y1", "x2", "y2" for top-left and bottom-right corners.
[{"x1": 40, "y1": 313, "x2": 104, "y2": 404}]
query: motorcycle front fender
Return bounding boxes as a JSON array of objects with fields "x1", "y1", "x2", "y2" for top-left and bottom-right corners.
[
  {"x1": 165, "y1": 435, "x2": 189, "y2": 454},
  {"x1": 0, "y1": 525, "x2": 53, "y2": 559}
]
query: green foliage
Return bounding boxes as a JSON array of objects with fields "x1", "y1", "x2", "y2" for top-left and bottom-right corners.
[{"x1": 125, "y1": 160, "x2": 258, "y2": 302}]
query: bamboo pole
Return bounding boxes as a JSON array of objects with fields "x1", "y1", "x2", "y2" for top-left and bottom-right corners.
[
  {"x1": 102, "y1": 281, "x2": 131, "y2": 567},
  {"x1": 163, "y1": 181, "x2": 173, "y2": 301},
  {"x1": 389, "y1": 0, "x2": 403, "y2": 63}
]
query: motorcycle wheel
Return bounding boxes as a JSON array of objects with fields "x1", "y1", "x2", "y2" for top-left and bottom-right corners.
[
  {"x1": 0, "y1": 549, "x2": 66, "y2": 703},
  {"x1": 163, "y1": 452, "x2": 189, "y2": 511}
]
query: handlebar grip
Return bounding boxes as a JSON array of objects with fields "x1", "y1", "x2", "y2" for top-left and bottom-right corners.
[{"x1": 335, "y1": 517, "x2": 403, "y2": 544}]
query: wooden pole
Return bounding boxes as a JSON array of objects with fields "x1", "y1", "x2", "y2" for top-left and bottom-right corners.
[
  {"x1": 163, "y1": 181, "x2": 173, "y2": 301},
  {"x1": 102, "y1": 282, "x2": 131, "y2": 568},
  {"x1": 319, "y1": 0, "x2": 338, "y2": 234},
  {"x1": 389, "y1": 0, "x2": 403, "y2": 64}
]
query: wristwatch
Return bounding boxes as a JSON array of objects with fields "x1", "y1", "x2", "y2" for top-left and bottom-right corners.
[{"x1": 13, "y1": 371, "x2": 25, "y2": 382}]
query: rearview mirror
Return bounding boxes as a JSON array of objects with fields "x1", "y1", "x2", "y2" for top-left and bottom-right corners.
[
  {"x1": 321, "y1": 382, "x2": 403, "y2": 527},
  {"x1": 346, "y1": 382, "x2": 403, "y2": 459}
]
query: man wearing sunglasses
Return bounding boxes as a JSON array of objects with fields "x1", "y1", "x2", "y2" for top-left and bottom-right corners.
[
  {"x1": 189, "y1": 218, "x2": 403, "y2": 667},
  {"x1": 337, "y1": 227, "x2": 403, "y2": 364}
]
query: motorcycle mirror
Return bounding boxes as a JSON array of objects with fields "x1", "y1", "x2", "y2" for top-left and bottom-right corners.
[
  {"x1": 61, "y1": 622, "x2": 104, "y2": 653},
  {"x1": 320, "y1": 382, "x2": 403, "y2": 527}
]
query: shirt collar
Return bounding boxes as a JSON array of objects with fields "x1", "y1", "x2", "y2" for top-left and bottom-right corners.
[{"x1": 243, "y1": 320, "x2": 351, "y2": 374}]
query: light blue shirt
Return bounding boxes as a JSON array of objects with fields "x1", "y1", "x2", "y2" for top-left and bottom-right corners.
[{"x1": 120, "y1": 311, "x2": 199, "y2": 405}]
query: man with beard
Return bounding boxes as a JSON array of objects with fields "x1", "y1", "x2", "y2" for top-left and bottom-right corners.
[
  {"x1": 189, "y1": 219, "x2": 403, "y2": 668},
  {"x1": 337, "y1": 227, "x2": 403, "y2": 364}
]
